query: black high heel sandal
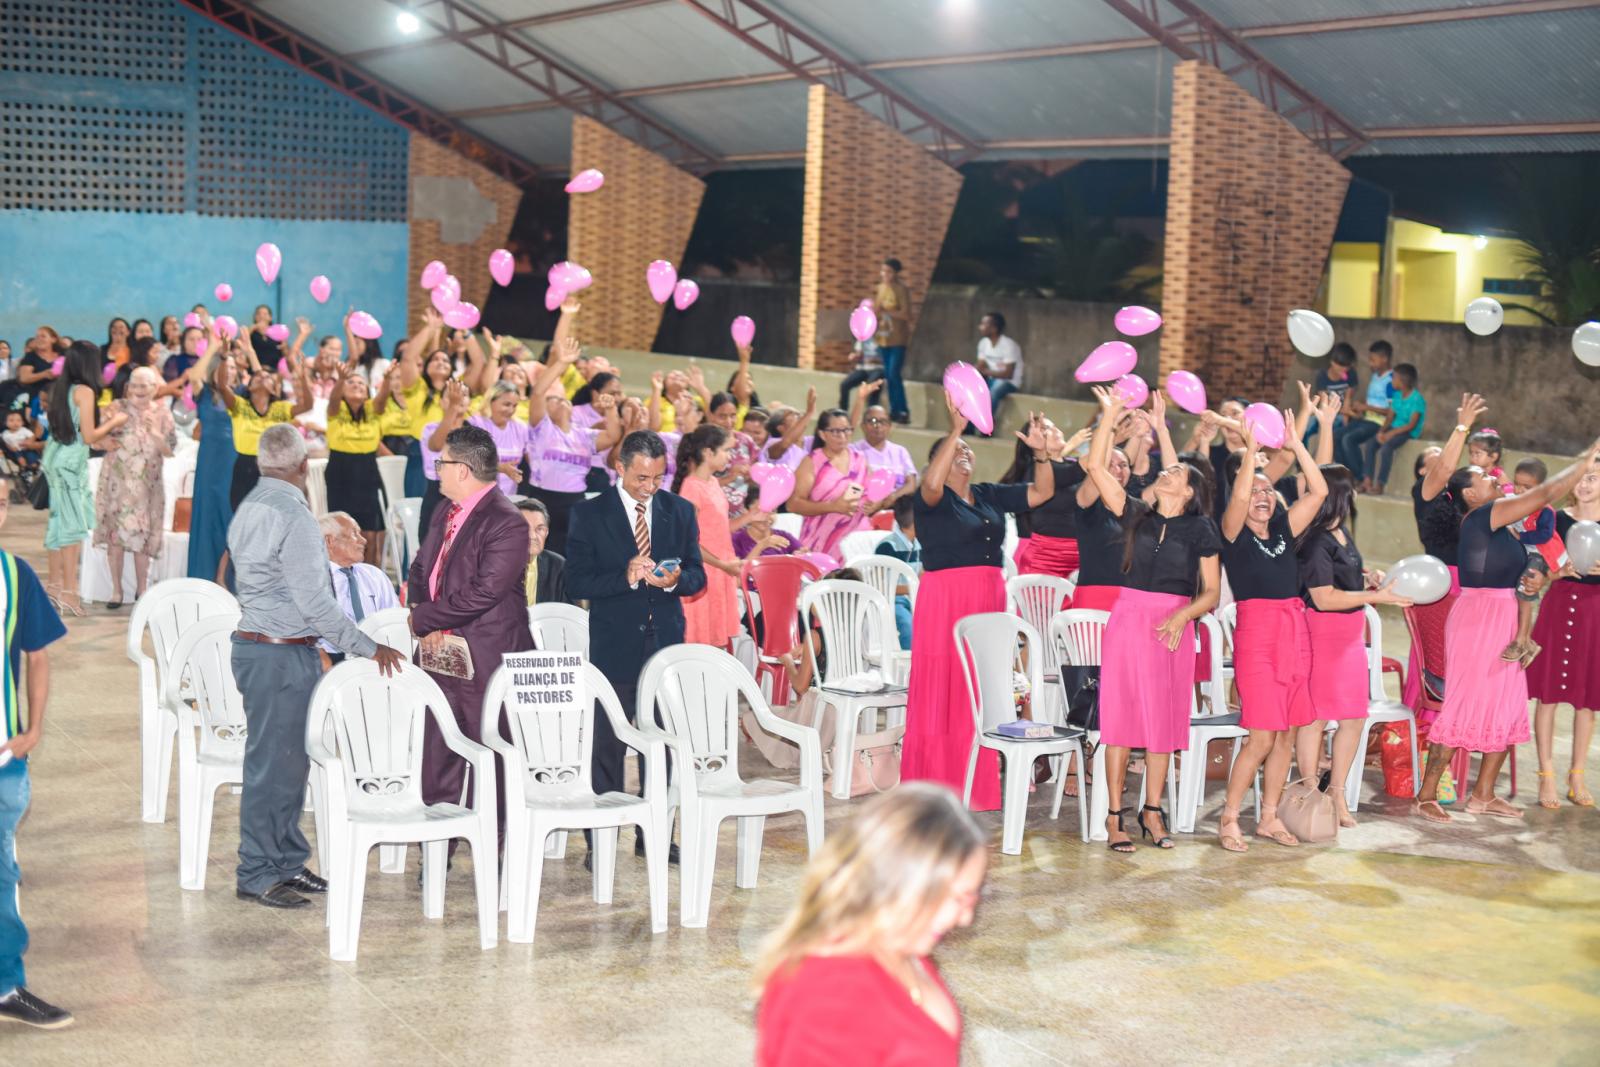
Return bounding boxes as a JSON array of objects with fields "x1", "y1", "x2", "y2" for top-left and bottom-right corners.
[
  {"x1": 1107, "y1": 807, "x2": 1136, "y2": 854},
  {"x1": 1139, "y1": 805, "x2": 1175, "y2": 849}
]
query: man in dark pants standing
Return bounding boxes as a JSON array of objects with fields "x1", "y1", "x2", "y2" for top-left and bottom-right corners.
[
  {"x1": 228, "y1": 425, "x2": 404, "y2": 909},
  {"x1": 566, "y1": 431, "x2": 706, "y2": 867}
]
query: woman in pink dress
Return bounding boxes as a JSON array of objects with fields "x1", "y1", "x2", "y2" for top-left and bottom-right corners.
[
  {"x1": 675, "y1": 424, "x2": 766, "y2": 650},
  {"x1": 790, "y1": 409, "x2": 883, "y2": 567}
]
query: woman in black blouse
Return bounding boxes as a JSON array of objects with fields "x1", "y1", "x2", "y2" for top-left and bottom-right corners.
[
  {"x1": 1001, "y1": 420, "x2": 1090, "y2": 581},
  {"x1": 902, "y1": 393, "x2": 1054, "y2": 813},
  {"x1": 1418, "y1": 441, "x2": 1600, "y2": 823},
  {"x1": 1413, "y1": 393, "x2": 1490, "y2": 583},
  {"x1": 1295, "y1": 465, "x2": 1413, "y2": 828},
  {"x1": 1082, "y1": 387, "x2": 1220, "y2": 852},
  {"x1": 1217, "y1": 416, "x2": 1327, "y2": 850}
]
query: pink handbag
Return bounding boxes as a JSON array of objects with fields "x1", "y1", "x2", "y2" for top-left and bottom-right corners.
[
  {"x1": 1277, "y1": 778, "x2": 1339, "y2": 843},
  {"x1": 827, "y1": 726, "x2": 904, "y2": 797}
]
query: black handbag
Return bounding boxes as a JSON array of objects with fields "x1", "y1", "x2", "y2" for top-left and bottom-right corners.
[
  {"x1": 26, "y1": 469, "x2": 48, "y2": 510},
  {"x1": 1058, "y1": 665, "x2": 1100, "y2": 732}
]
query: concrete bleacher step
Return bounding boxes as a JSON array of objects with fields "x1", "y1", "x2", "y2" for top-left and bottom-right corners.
[{"x1": 578, "y1": 344, "x2": 1575, "y2": 568}]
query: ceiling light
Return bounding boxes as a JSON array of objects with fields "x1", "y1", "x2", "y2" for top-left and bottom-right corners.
[
  {"x1": 1472, "y1": 234, "x2": 1488, "y2": 250},
  {"x1": 396, "y1": 11, "x2": 421, "y2": 34}
]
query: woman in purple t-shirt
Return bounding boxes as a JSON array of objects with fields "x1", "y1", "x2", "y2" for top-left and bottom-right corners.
[{"x1": 526, "y1": 340, "x2": 621, "y2": 555}]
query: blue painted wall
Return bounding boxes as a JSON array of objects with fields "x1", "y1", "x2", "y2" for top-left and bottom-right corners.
[
  {"x1": 0, "y1": 210, "x2": 408, "y2": 350},
  {"x1": 0, "y1": 0, "x2": 411, "y2": 351}
]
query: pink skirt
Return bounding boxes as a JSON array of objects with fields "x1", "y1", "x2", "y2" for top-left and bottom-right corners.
[
  {"x1": 1306, "y1": 609, "x2": 1369, "y2": 721},
  {"x1": 1019, "y1": 533, "x2": 1080, "y2": 582},
  {"x1": 1429, "y1": 587, "x2": 1529, "y2": 752},
  {"x1": 1527, "y1": 581, "x2": 1600, "y2": 709},
  {"x1": 1099, "y1": 588, "x2": 1193, "y2": 754},
  {"x1": 902, "y1": 566, "x2": 1005, "y2": 810},
  {"x1": 1234, "y1": 598, "x2": 1315, "y2": 731},
  {"x1": 1072, "y1": 585, "x2": 1121, "y2": 612}
]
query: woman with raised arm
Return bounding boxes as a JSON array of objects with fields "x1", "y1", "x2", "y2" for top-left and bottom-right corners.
[
  {"x1": 1215, "y1": 416, "x2": 1329, "y2": 850},
  {"x1": 1071, "y1": 405, "x2": 1138, "y2": 613},
  {"x1": 184, "y1": 324, "x2": 237, "y2": 583},
  {"x1": 901, "y1": 394, "x2": 1054, "y2": 811},
  {"x1": 1004, "y1": 418, "x2": 1092, "y2": 581},
  {"x1": 419, "y1": 379, "x2": 471, "y2": 537},
  {"x1": 1416, "y1": 437, "x2": 1600, "y2": 823},
  {"x1": 1081, "y1": 386, "x2": 1220, "y2": 853},
  {"x1": 219, "y1": 335, "x2": 312, "y2": 509},
  {"x1": 1414, "y1": 393, "x2": 1491, "y2": 584},
  {"x1": 324, "y1": 360, "x2": 386, "y2": 566},
  {"x1": 524, "y1": 336, "x2": 620, "y2": 554}
]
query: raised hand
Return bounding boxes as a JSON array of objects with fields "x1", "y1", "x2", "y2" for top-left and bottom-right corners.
[
  {"x1": 649, "y1": 370, "x2": 664, "y2": 395},
  {"x1": 1457, "y1": 393, "x2": 1488, "y2": 428},
  {"x1": 1092, "y1": 384, "x2": 1124, "y2": 415},
  {"x1": 555, "y1": 334, "x2": 580, "y2": 365},
  {"x1": 1150, "y1": 388, "x2": 1167, "y2": 424},
  {"x1": 863, "y1": 378, "x2": 885, "y2": 398},
  {"x1": 422, "y1": 306, "x2": 443, "y2": 328},
  {"x1": 686, "y1": 364, "x2": 706, "y2": 391},
  {"x1": 1296, "y1": 379, "x2": 1314, "y2": 413},
  {"x1": 1063, "y1": 426, "x2": 1093, "y2": 454},
  {"x1": 1015, "y1": 411, "x2": 1048, "y2": 452},
  {"x1": 804, "y1": 386, "x2": 817, "y2": 415},
  {"x1": 593, "y1": 391, "x2": 617, "y2": 414},
  {"x1": 560, "y1": 296, "x2": 582, "y2": 316},
  {"x1": 294, "y1": 316, "x2": 312, "y2": 336},
  {"x1": 1314, "y1": 390, "x2": 1342, "y2": 426},
  {"x1": 944, "y1": 388, "x2": 968, "y2": 435}
]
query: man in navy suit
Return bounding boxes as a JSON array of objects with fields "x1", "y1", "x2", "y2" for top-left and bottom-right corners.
[{"x1": 567, "y1": 431, "x2": 706, "y2": 863}]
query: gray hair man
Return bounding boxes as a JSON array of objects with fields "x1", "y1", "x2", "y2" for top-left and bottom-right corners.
[
  {"x1": 228, "y1": 425, "x2": 404, "y2": 909},
  {"x1": 318, "y1": 511, "x2": 400, "y2": 662}
]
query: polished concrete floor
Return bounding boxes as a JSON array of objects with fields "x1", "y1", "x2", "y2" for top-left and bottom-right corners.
[{"x1": 4, "y1": 508, "x2": 1598, "y2": 1065}]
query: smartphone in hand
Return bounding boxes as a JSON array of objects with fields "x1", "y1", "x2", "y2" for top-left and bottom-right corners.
[{"x1": 652, "y1": 557, "x2": 682, "y2": 578}]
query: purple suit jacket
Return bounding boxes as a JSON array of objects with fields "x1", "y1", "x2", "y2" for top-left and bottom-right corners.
[{"x1": 407, "y1": 487, "x2": 532, "y2": 733}]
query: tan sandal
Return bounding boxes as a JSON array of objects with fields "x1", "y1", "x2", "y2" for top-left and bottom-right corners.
[
  {"x1": 1415, "y1": 799, "x2": 1452, "y2": 823},
  {"x1": 1254, "y1": 807, "x2": 1299, "y2": 847},
  {"x1": 1518, "y1": 640, "x2": 1542, "y2": 670},
  {"x1": 1536, "y1": 769, "x2": 1561, "y2": 809},
  {"x1": 1464, "y1": 795, "x2": 1524, "y2": 820},
  {"x1": 1219, "y1": 812, "x2": 1248, "y2": 853},
  {"x1": 1499, "y1": 639, "x2": 1524, "y2": 663},
  {"x1": 1568, "y1": 769, "x2": 1595, "y2": 808}
]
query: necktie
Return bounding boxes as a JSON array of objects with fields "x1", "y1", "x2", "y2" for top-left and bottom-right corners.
[
  {"x1": 430, "y1": 503, "x2": 462, "y2": 600},
  {"x1": 634, "y1": 500, "x2": 650, "y2": 559},
  {"x1": 341, "y1": 566, "x2": 365, "y2": 622}
]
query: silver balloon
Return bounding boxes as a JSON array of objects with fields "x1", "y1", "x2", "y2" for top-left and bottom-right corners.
[
  {"x1": 1286, "y1": 309, "x2": 1334, "y2": 357},
  {"x1": 1464, "y1": 297, "x2": 1504, "y2": 337},
  {"x1": 1568, "y1": 520, "x2": 1600, "y2": 577},
  {"x1": 1383, "y1": 554, "x2": 1451, "y2": 605},
  {"x1": 1574, "y1": 321, "x2": 1600, "y2": 368}
]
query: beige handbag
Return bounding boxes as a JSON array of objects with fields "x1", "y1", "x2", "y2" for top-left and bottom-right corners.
[{"x1": 1278, "y1": 778, "x2": 1340, "y2": 843}]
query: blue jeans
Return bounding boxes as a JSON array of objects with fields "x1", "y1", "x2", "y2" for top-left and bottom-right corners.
[
  {"x1": 894, "y1": 595, "x2": 913, "y2": 651},
  {"x1": 879, "y1": 346, "x2": 908, "y2": 418},
  {"x1": 0, "y1": 761, "x2": 30, "y2": 993},
  {"x1": 1303, "y1": 414, "x2": 1345, "y2": 458},
  {"x1": 1374, "y1": 434, "x2": 1409, "y2": 487},
  {"x1": 985, "y1": 380, "x2": 1019, "y2": 435},
  {"x1": 1340, "y1": 418, "x2": 1381, "y2": 479}
]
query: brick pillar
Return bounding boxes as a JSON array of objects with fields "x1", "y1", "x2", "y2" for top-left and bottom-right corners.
[
  {"x1": 567, "y1": 116, "x2": 705, "y2": 352},
  {"x1": 799, "y1": 84, "x2": 963, "y2": 373},
  {"x1": 1161, "y1": 61, "x2": 1351, "y2": 400},
  {"x1": 408, "y1": 133, "x2": 522, "y2": 335}
]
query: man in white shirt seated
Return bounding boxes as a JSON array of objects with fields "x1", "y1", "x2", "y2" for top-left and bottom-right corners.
[
  {"x1": 319, "y1": 511, "x2": 399, "y2": 662},
  {"x1": 975, "y1": 311, "x2": 1023, "y2": 438}
]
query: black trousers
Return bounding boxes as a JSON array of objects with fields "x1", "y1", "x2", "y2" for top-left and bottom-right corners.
[
  {"x1": 838, "y1": 367, "x2": 884, "y2": 411},
  {"x1": 588, "y1": 631, "x2": 674, "y2": 846}
]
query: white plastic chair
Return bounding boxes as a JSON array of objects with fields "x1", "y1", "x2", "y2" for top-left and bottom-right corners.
[
  {"x1": 837, "y1": 529, "x2": 889, "y2": 563},
  {"x1": 1006, "y1": 574, "x2": 1075, "y2": 726},
  {"x1": 772, "y1": 512, "x2": 802, "y2": 538},
  {"x1": 481, "y1": 662, "x2": 668, "y2": 942},
  {"x1": 164, "y1": 616, "x2": 247, "y2": 891},
  {"x1": 391, "y1": 497, "x2": 423, "y2": 563},
  {"x1": 1346, "y1": 605, "x2": 1419, "y2": 812},
  {"x1": 306, "y1": 457, "x2": 329, "y2": 516},
  {"x1": 528, "y1": 602, "x2": 589, "y2": 656},
  {"x1": 847, "y1": 555, "x2": 918, "y2": 684},
  {"x1": 955, "y1": 613, "x2": 1089, "y2": 854},
  {"x1": 376, "y1": 454, "x2": 407, "y2": 512},
  {"x1": 639, "y1": 645, "x2": 823, "y2": 928},
  {"x1": 799, "y1": 580, "x2": 909, "y2": 799},
  {"x1": 306, "y1": 660, "x2": 498, "y2": 962},
  {"x1": 1174, "y1": 613, "x2": 1251, "y2": 833},
  {"x1": 358, "y1": 607, "x2": 415, "y2": 655},
  {"x1": 127, "y1": 579, "x2": 239, "y2": 823}
]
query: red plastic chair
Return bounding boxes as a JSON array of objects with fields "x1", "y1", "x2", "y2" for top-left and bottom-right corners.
[
  {"x1": 1403, "y1": 597, "x2": 1517, "y2": 798},
  {"x1": 740, "y1": 556, "x2": 824, "y2": 707}
]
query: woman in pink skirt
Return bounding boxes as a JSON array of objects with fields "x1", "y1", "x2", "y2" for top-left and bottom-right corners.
[
  {"x1": 1295, "y1": 464, "x2": 1414, "y2": 828},
  {"x1": 1081, "y1": 387, "x2": 1220, "y2": 852},
  {"x1": 1070, "y1": 419, "x2": 1137, "y2": 613},
  {"x1": 1528, "y1": 463, "x2": 1600, "y2": 808},
  {"x1": 1417, "y1": 438, "x2": 1600, "y2": 823},
  {"x1": 674, "y1": 423, "x2": 762, "y2": 651},
  {"x1": 902, "y1": 395, "x2": 1054, "y2": 812},
  {"x1": 1216, "y1": 417, "x2": 1328, "y2": 850}
]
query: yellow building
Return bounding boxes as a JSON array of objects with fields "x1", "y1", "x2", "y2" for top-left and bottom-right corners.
[{"x1": 1325, "y1": 219, "x2": 1546, "y2": 326}]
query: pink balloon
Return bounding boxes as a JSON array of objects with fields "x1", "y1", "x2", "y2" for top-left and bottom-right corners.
[
  {"x1": 431, "y1": 277, "x2": 460, "y2": 314},
  {"x1": 849, "y1": 305, "x2": 878, "y2": 344},
  {"x1": 942, "y1": 361, "x2": 993, "y2": 435},
  {"x1": 801, "y1": 551, "x2": 837, "y2": 574},
  {"x1": 277, "y1": 358, "x2": 288, "y2": 376},
  {"x1": 443, "y1": 302, "x2": 480, "y2": 330},
  {"x1": 309, "y1": 274, "x2": 331, "y2": 304},
  {"x1": 254, "y1": 242, "x2": 282, "y2": 285},
  {"x1": 265, "y1": 323, "x2": 289, "y2": 343},
  {"x1": 102, "y1": 363, "x2": 117, "y2": 385},
  {"x1": 565, "y1": 168, "x2": 605, "y2": 194},
  {"x1": 547, "y1": 261, "x2": 592, "y2": 293},
  {"x1": 1165, "y1": 370, "x2": 1207, "y2": 415},
  {"x1": 194, "y1": 340, "x2": 207, "y2": 359},
  {"x1": 215, "y1": 315, "x2": 238, "y2": 340},
  {"x1": 863, "y1": 468, "x2": 897, "y2": 503},
  {"x1": 1075, "y1": 341, "x2": 1137, "y2": 383},
  {"x1": 183, "y1": 312, "x2": 201, "y2": 329},
  {"x1": 1243, "y1": 403, "x2": 1286, "y2": 449},
  {"x1": 420, "y1": 260, "x2": 448, "y2": 290},
  {"x1": 672, "y1": 279, "x2": 699, "y2": 311},
  {"x1": 489, "y1": 249, "x2": 514, "y2": 287},
  {"x1": 50, "y1": 357, "x2": 64, "y2": 375},
  {"x1": 730, "y1": 315, "x2": 756, "y2": 349},
  {"x1": 214, "y1": 283, "x2": 233, "y2": 303},
  {"x1": 181, "y1": 382, "x2": 197, "y2": 411},
  {"x1": 1114, "y1": 373, "x2": 1149, "y2": 408},
  {"x1": 545, "y1": 286, "x2": 567, "y2": 312},
  {"x1": 1114, "y1": 305, "x2": 1162, "y2": 337},
  {"x1": 348, "y1": 311, "x2": 383, "y2": 341},
  {"x1": 646, "y1": 260, "x2": 678, "y2": 304},
  {"x1": 751, "y1": 464, "x2": 795, "y2": 513}
]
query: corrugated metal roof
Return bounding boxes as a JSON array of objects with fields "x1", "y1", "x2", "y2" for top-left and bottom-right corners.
[
  {"x1": 360, "y1": 43, "x2": 551, "y2": 113},
  {"x1": 252, "y1": 0, "x2": 442, "y2": 55},
  {"x1": 1198, "y1": 0, "x2": 1516, "y2": 29},
  {"x1": 521, "y1": 5, "x2": 784, "y2": 91},
  {"x1": 1360, "y1": 133, "x2": 1600, "y2": 154},
  {"x1": 462, "y1": 108, "x2": 576, "y2": 163},
  {"x1": 640, "y1": 81, "x2": 811, "y2": 156},
  {"x1": 763, "y1": 0, "x2": 1145, "y2": 61}
]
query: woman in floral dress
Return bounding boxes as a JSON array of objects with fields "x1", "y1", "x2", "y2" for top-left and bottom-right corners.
[{"x1": 94, "y1": 366, "x2": 177, "y2": 608}]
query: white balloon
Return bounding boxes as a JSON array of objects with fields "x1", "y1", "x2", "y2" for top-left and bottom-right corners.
[
  {"x1": 1568, "y1": 520, "x2": 1600, "y2": 577},
  {"x1": 1464, "y1": 296, "x2": 1504, "y2": 337},
  {"x1": 1286, "y1": 309, "x2": 1334, "y2": 358},
  {"x1": 1573, "y1": 321, "x2": 1600, "y2": 367},
  {"x1": 1383, "y1": 553, "x2": 1451, "y2": 605}
]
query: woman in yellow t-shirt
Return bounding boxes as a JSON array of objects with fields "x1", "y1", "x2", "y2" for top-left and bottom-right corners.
[
  {"x1": 219, "y1": 350, "x2": 312, "y2": 508},
  {"x1": 325, "y1": 363, "x2": 386, "y2": 565}
]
